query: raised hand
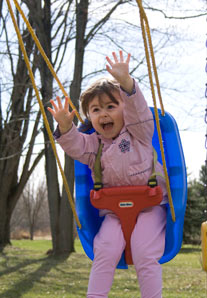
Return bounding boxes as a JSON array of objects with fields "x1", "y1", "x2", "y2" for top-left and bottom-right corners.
[
  {"x1": 48, "y1": 96, "x2": 75, "y2": 134},
  {"x1": 106, "y1": 50, "x2": 133, "y2": 94}
]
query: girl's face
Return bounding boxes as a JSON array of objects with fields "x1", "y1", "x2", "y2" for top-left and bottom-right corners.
[{"x1": 88, "y1": 92, "x2": 124, "y2": 139}]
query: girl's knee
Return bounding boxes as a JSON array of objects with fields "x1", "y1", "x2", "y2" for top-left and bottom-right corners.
[
  {"x1": 131, "y1": 240, "x2": 165, "y2": 267},
  {"x1": 93, "y1": 214, "x2": 125, "y2": 266},
  {"x1": 131, "y1": 235, "x2": 165, "y2": 267},
  {"x1": 131, "y1": 244, "x2": 148, "y2": 267},
  {"x1": 130, "y1": 206, "x2": 166, "y2": 265}
]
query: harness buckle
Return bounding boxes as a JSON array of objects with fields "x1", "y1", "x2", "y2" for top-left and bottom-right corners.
[
  {"x1": 147, "y1": 177, "x2": 158, "y2": 188},
  {"x1": 94, "y1": 182, "x2": 103, "y2": 190}
]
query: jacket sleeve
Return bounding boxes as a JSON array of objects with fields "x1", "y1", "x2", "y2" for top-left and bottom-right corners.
[
  {"x1": 120, "y1": 80, "x2": 154, "y2": 145},
  {"x1": 56, "y1": 123, "x2": 98, "y2": 169}
]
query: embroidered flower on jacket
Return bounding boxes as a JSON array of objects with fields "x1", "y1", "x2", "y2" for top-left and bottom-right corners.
[{"x1": 119, "y1": 139, "x2": 130, "y2": 153}]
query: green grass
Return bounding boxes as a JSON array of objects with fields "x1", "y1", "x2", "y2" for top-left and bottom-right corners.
[{"x1": 0, "y1": 240, "x2": 206, "y2": 297}]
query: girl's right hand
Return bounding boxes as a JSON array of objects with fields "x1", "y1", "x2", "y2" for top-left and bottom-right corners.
[
  {"x1": 47, "y1": 96, "x2": 75, "y2": 134},
  {"x1": 106, "y1": 50, "x2": 133, "y2": 94}
]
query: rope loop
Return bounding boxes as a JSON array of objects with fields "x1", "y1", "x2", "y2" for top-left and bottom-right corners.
[{"x1": 136, "y1": 0, "x2": 175, "y2": 222}]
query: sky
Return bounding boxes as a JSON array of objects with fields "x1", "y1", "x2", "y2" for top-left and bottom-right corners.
[
  {"x1": 158, "y1": 9, "x2": 206, "y2": 180},
  {"x1": 159, "y1": 2, "x2": 207, "y2": 180},
  {"x1": 180, "y1": 131, "x2": 206, "y2": 179}
]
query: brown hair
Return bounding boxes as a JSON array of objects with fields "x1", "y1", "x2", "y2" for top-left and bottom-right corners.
[{"x1": 80, "y1": 78, "x2": 120, "y2": 119}]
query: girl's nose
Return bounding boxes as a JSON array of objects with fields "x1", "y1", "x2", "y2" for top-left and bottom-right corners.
[{"x1": 100, "y1": 108, "x2": 108, "y2": 117}]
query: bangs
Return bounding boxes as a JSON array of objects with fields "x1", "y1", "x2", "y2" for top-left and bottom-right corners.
[
  {"x1": 97, "y1": 89, "x2": 119, "y2": 107},
  {"x1": 80, "y1": 78, "x2": 120, "y2": 118}
]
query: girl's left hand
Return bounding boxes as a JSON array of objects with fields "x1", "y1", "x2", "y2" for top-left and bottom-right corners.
[
  {"x1": 48, "y1": 96, "x2": 75, "y2": 134},
  {"x1": 106, "y1": 50, "x2": 133, "y2": 94}
]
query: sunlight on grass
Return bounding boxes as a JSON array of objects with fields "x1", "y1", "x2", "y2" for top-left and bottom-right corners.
[
  {"x1": 0, "y1": 240, "x2": 206, "y2": 297},
  {"x1": 12, "y1": 239, "x2": 52, "y2": 252},
  {"x1": 11, "y1": 238, "x2": 84, "y2": 253}
]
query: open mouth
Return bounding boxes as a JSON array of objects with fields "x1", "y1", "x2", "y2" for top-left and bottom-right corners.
[{"x1": 102, "y1": 122, "x2": 114, "y2": 131}]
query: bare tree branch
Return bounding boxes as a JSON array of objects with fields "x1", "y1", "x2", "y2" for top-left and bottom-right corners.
[
  {"x1": 144, "y1": 5, "x2": 207, "y2": 20},
  {"x1": 85, "y1": 0, "x2": 126, "y2": 46}
]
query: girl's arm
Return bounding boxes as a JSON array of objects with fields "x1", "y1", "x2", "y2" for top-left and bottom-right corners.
[
  {"x1": 56, "y1": 124, "x2": 99, "y2": 168},
  {"x1": 106, "y1": 50, "x2": 154, "y2": 145},
  {"x1": 121, "y1": 81, "x2": 154, "y2": 145},
  {"x1": 48, "y1": 95, "x2": 98, "y2": 167}
]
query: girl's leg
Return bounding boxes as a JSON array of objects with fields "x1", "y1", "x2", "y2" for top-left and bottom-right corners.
[
  {"x1": 87, "y1": 214, "x2": 126, "y2": 298},
  {"x1": 131, "y1": 205, "x2": 166, "y2": 298}
]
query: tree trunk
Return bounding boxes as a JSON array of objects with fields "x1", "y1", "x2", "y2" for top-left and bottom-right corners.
[
  {"x1": 30, "y1": 225, "x2": 34, "y2": 240},
  {"x1": 59, "y1": 0, "x2": 89, "y2": 253},
  {"x1": 34, "y1": 0, "x2": 62, "y2": 254},
  {"x1": 59, "y1": 156, "x2": 75, "y2": 253},
  {"x1": 0, "y1": 23, "x2": 40, "y2": 249},
  {"x1": 0, "y1": 208, "x2": 12, "y2": 249}
]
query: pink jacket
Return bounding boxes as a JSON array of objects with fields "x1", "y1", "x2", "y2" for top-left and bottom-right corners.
[{"x1": 57, "y1": 81, "x2": 167, "y2": 203}]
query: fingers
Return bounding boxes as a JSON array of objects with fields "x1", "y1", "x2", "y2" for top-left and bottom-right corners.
[
  {"x1": 119, "y1": 50, "x2": 124, "y2": 62},
  {"x1": 106, "y1": 55, "x2": 113, "y2": 67},
  {"x1": 56, "y1": 96, "x2": 63, "y2": 109},
  {"x1": 47, "y1": 106, "x2": 55, "y2": 116},
  {"x1": 125, "y1": 53, "x2": 131, "y2": 64},
  {"x1": 70, "y1": 109, "x2": 76, "y2": 121},
  {"x1": 64, "y1": 97, "x2": 69, "y2": 110},
  {"x1": 112, "y1": 52, "x2": 118, "y2": 63},
  {"x1": 48, "y1": 96, "x2": 69, "y2": 116},
  {"x1": 120, "y1": 50, "x2": 131, "y2": 64},
  {"x1": 106, "y1": 50, "x2": 131, "y2": 65},
  {"x1": 49, "y1": 99, "x2": 58, "y2": 112},
  {"x1": 49, "y1": 96, "x2": 68, "y2": 110}
]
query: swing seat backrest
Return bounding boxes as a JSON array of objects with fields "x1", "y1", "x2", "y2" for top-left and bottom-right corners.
[{"x1": 75, "y1": 108, "x2": 187, "y2": 269}]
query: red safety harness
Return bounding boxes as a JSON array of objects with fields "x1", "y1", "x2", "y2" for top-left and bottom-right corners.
[{"x1": 90, "y1": 142, "x2": 163, "y2": 265}]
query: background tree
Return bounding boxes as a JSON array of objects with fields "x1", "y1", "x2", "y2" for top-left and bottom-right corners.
[
  {"x1": 10, "y1": 179, "x2": 49, "y2": 240},
  {"x1": 22, "y1": 180, "x2": 47, "y2": 240},
  {"x1": 0, "y1": 8, "x2": 44, "y2": 249},
  {"x1": 183, "y1": 164, "x2": 207, "y2": 244}
]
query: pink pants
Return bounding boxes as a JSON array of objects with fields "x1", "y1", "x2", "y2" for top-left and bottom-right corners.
[{"x1": 87, "y1": 205, "x2": 166, "y2": 298}]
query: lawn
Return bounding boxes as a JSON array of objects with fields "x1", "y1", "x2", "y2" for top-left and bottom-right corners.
[{"x1": 0, "y1": 239, "x2": 206, "y2": 297}]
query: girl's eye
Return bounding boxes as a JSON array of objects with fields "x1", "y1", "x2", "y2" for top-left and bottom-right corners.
[
  {"x1": 107, "y1": 104, "x2": 116, "y2": 109},
  {"x1": 92, "y1": 108, "x2": 99, "y2": 113}
]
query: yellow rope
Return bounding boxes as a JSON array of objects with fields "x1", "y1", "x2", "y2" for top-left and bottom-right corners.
[
  {"x1": 12, "y1": 0, "x2": 84, "y2": 124},
  {"x1": 136, "y1": 0, "x2": 176, "y2": 222},
  {"x1": 6, "y1": 0, "x2": 81, "y2": 229}
]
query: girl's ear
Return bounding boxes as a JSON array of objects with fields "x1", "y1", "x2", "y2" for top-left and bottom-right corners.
[{"x1": 87, "y1": 113, "x2": 91, "y2": 120}]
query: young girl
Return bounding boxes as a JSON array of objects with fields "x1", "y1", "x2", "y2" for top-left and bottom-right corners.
[{"x1": 48, "y1": 51, "x2": 167, "y2": 298}]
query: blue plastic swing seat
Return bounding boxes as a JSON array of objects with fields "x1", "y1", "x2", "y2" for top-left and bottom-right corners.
[{"x1": 74, "y1": 108, "x2": 187, "y2": 269}]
